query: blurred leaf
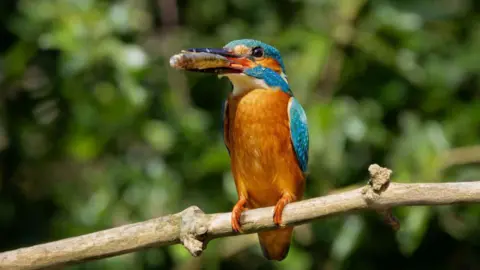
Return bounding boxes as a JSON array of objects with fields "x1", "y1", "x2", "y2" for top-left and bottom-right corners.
[
  {"x1": 143, "y1": 120, "x2": 175, "y2": 153},
  {"x1": 396, "y1": 206, "x2": 432, "y2": 255},
  {"x1": 331, "y1": 215, "x2": 365, "y2": 262}
]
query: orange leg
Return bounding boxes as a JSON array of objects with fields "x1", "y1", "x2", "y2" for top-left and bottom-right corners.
[
  {"x1": 231, "y1": 197, "x2": 247, "y2": 232},
  {"x1": 273, "y1": 193, "x2": 295, "y2": 226}
]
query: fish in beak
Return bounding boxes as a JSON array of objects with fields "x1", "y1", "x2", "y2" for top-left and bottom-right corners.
[{"x1": 169, "y1": 48, "x2": 254, "y2": 74}]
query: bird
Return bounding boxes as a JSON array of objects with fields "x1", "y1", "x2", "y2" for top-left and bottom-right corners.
[{"x1": 170, "y1": 39, "x2": 309, "y2": 261}]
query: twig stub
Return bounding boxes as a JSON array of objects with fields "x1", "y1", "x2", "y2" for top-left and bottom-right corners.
[
  {"x1": 361, "y1": 164, "x2": 400, "y2": 230},
  {"x1": 179, "y1": 206, "x2": 209, "y2": 256},
  {"x1": 377, "y1": 209, "x2": 401, "y2": 231},
  {"x1": 362, "y1": 164, "x2": 393, "y2": 202},
  {"x1": 368, "y1": 164, "x2": 392, "y2": 192}
]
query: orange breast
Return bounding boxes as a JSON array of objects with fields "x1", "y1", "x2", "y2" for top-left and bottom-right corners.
[{"x1": 226, "y1": 89, "x2": 305, "y2": 208}]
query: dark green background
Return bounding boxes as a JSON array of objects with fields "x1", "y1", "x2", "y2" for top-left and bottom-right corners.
[{"x1": 1, "y1": 0, "x2": 480, "y2": 269}]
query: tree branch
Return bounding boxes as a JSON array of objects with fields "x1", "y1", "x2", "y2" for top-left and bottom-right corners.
[{"x1": 1, "y1": 165, "x2": 480, "y2": 270}]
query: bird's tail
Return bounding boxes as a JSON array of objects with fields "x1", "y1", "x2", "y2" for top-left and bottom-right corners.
[{"x1": 258, "y1": 227, "x2": 293, "y2": 261}]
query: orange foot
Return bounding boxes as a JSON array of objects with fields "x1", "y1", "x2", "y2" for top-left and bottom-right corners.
[
  {"x1": 273, "y1": 193, "x2": 295, "y2": 226},
  {"x1": 231, "y1": 197, "x2": 247, "y2": 233}
]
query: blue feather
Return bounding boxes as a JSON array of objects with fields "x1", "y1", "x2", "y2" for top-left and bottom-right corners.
[
  {"x1": 244, "y1": 66, "x2": 292, "y2": 95},
  {"x1": 224, "y1": 39, "x2": 286, "y2": 74},
  {"x1": 288, "y1": 97, "x2": 309, "y2": 172}
]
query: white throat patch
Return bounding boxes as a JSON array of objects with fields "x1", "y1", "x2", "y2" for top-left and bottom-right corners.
[
  {"x1": 221, "y1": 72, "x2": 288, "y2": 96},
  {"x1": 222, "y1": 74, "x2": 269, "y2": 96},
  {"x1": 280, "y1": 72, "x2": 288, "y2": 84}
]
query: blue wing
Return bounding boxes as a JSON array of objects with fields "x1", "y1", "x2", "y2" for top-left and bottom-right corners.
[{"x1": 288, "y1": 97, "x2": 309, "y2": 172}]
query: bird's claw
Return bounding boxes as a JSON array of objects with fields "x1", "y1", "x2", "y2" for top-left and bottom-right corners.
[
  {"x1": 231, "y1": 197, "x2": 247, "y2": 233},
  {"x1": 273, "y1": 193, "x2": 294, "y2": 226}
]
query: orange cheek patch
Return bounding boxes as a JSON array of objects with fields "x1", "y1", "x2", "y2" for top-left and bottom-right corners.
[
  {"x1": 256, "y1": 58, "x2": 283, "y2": 74},
  {"x1": 227, "y1": 57, "x2": 255, "y2": 69}
]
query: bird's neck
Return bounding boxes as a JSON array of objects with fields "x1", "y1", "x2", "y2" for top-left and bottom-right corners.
[{"x1": 224, "y1": 74, "x2": 270, "y2": 96}]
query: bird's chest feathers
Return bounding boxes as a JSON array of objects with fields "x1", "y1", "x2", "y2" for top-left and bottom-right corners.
[
  {"x1": 229, "y1": 89, "x2": 290, "y2": 145},
  {"x1": 227, "y1": 89, "x2": 292, "y2": 178}
]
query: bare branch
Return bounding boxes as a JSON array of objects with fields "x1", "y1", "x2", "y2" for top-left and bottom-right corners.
[
  {"x1": 442, "y1": 145, "x2": 480, "y2": 169},
  {"x1": 1, "y1": 165, "x2": 480, "y2": 270}
]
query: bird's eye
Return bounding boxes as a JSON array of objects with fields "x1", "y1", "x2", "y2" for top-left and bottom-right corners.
[{"x1": 251, "y1": 47, "x2": 264, "y2": 58}]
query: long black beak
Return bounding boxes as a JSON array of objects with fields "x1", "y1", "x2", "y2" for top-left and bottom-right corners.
[{"x1": 185, "y1": 48, "x2": 240, "y2": 58}]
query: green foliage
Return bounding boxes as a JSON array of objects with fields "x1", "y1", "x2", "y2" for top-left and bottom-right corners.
[{"x1": 1, "y1": 0, "x2": 479, "y2": 269}]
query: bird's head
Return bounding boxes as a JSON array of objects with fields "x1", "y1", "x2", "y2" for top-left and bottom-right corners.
[{"x1": 170, "y1": 39, "x2": 291, "y2": 95}]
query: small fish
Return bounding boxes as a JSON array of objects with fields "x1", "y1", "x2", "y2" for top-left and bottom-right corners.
[{"x1": 169, "y1": 51, "x2": 232, "y2": 71}]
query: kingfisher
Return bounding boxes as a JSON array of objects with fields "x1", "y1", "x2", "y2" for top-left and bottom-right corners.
[{"x1": 170, "y1": 39, "x2": 309, "y2": 261}]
